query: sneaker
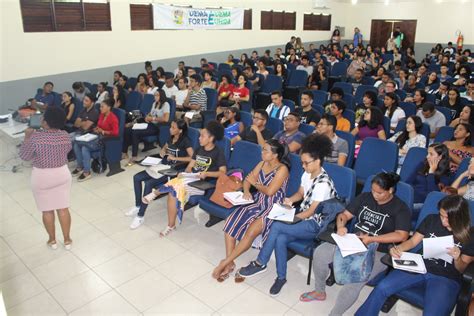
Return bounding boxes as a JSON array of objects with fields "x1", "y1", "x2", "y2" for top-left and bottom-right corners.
[
  {"x1": 130, "y1": 216, "x2": 144, "y2": 229},
  {"x1": 125, "y1": 206, "x2": 140, "y2": 217},
  {"x1": 77, "y1": 173, "x2": 92, "y2": 182},
  {"x1": 71, "y1": 169, "x2": 82, "y2": 177},
  {"x1": 239, "y1": 261, "x2": 267, "y2": 277},
  {"x1": 269, "y1": 278, "x2": 287, "y2": 297}
]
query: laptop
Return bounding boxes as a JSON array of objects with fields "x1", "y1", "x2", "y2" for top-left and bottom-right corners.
[{"x1": 28, "y1": 113, "x2": 43, "y2": 129}]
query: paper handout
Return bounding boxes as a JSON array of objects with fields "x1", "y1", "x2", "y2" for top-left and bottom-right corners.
[
  {"x1": 392, "y1": 252, "x2": 427, "y2": 274},
  {"x1": 223, "y1": 191, "x2": 254, "y2": 206},
  {"x1": 75, "y1": 133, "x2": 98, "y2": 142},
  {"x1": 331, "y1": 233, "x2": 367, "y2": 257},
  {"x1": 423, "y1": 235, "x2": 455, "y2": 264},
  {"x1": 132, "y1": 123, "x2": 148, "y2": 130},
  {"x1": 141, "y1": 157, "x2": 162, "y2": 166},
  {"x1": 267, "y1": 204, "x2": 296, "y2": 222}
]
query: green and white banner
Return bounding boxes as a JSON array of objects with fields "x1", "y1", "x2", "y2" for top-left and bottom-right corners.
[{"x1": 152, "y1": 4, "x2": 244, "y2": 30}]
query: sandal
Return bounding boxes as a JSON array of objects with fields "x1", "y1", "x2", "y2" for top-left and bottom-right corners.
[
  {"x1": 142, "y1": 189, "x2": 158, "y2": 204},
  {"x1": 299, "y1": 291, "x2": 326, "y2": 302},
  {"x1": 64, "y1": 240, "x2": 73, "y2": 250},
  {"x1": 47, "y1": 241, "x2": 58, "y2": 250},
  {"x1": 159, "y1": 226, "x2": 176, "y2": 237},
  {"x1": 217, "y1": 273, "x2": 230, "y2": 282},
  {"x1": 234, "y1": 272, "x2": 245, "y2": 283}
]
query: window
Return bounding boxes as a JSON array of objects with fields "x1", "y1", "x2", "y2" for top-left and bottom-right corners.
[
  {"x1": 260, "y1": 10, "x2": 296, "y2": 30},
  {"x1": 130, "y1": 4, "x2": 153, "y2": 30},
  {"x1": 243, "y1": 9, "x2": 252, "y2": 30},
  {"x1": 20, "y1": 0, "x2": 111, "y2": 32},
  {"x1": 303, "y1": 13, "x2": 331, "y2": 31}
]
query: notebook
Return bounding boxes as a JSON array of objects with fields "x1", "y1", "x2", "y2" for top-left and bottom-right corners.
[
  {"x1": 267, "y1": 204, "x2": 296, "y2": 222},
  {"x1": 141, "y1": 157, "x2": 162, "y2": 166},
  {"x1": 392, "y1": 252, "x2": 427, "y2": 274},
  {"x1": 75, "y1": 133, "x2": 98, "y2": 142},
  {"x1": 331, "y1": 233, "x2": 367, "y2": 257},
  {"x1": 132, "y1": 123, "x2": 148, "y2": 130},
  {"x1": 223, "y1": 191, "x2": 254, "y2": 206}
]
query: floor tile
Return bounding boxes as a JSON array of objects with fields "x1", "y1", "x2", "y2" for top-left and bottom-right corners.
[
  {"x1": 0, "y1": 272, "x2": 45, "y2": 309},
  {"x1": 94, "y1": 252, "x2": 151, "y2": 287},
  {"x1": 69, "y1": 290, "x2": 139, "y2": 316},
  {"x1": 116, "y1": 269, "x2": 179, "y2": 312},
  {"x1": 71, "y1": 234, "x2": 126, "y2": 268},
  {"x1": 4, "y1": 225, "x2": 48, "y2": 251},
  {"x1": 218, "y1": 287, "x2": 290, "y2": 315},
  {"x1": 144, "y1": 289, "x2": 214, "y2": 315},
  {"x1": 132, "y1": 237, "x2": 186, "y2": 267},
  {"x1": 0, "y1": 253, "x2": 28, "y2": 283},
  {"x1": 6, "y1": 292, "x2": 66, "y2": 316},
  {"x1": 15, "y1": 242, "x2": 69, "y2": 269},
  {"x1": 110, "y1": 225, "x2": 159, "y2": 251},
  {"x1": 0, "y1": 213, "x2": 39, "y2": 237},
  {"x1": 49, "y1": 270, "x2": 111, "y2": 312}
]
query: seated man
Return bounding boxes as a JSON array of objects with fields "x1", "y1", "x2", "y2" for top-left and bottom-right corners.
[
  {"x1": 265, "y1": 91, "x2": 290, "y2": 120},
  {"x1": 329, "y1": 100, "x2": 351, "y2": 132},
  {"x1": 32, "y1": 81, "x2": 55, "y2": 110},
  {"x1": 72, "y1": 93, "x2": 99, "y2": 136},
  {"x1": 296, "y1": 56, "x2": 313, "y2": 78},
  {"x1": 231, "y1": 109, "x2": 273, "y2": 147},
  {"x1": 347, "y1": 68, "x2": 364, "y2": 93},
  {"x1": 162, "y1": 73, "x2": 178, "y2": 99},
  {"x1": 297, "y1": 91, "x2": 321, "y2": 126},
  {"x1": 243, "y1": 66, "x2": 260, "y2": 92},
  {"x1": 322, "y1": 87, "x2": 344, "y2": 110},
  {"x1": 315, "y1": 114, "x2": 348, "y2": 166},
  {"x1": 416, "y1": 102, "x2": 446, "y2": 138},
  {"x1": 178, "y1": 74, "x2": 207, "y2": 124},
  {"x1": 175, "y1": 78, "x2": 189, "y2": 110},
  {"x1": 272, "y1": 112, "x2": 305, "y2": 153}
]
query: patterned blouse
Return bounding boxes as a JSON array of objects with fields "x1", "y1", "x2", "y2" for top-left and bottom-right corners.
[
  {"x1": 19, "y1": 129, "x2": 72, "y2": 169},
  {"x1": 389, "y1": 132, "x2": 427, "y2": 154}
]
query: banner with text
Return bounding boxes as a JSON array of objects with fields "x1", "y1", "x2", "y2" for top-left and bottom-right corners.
[{"x1": 152, "y1": 4, "x2": 244, "y2": 30}]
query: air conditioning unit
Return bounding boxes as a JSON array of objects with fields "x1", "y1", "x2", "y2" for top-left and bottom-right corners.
[{"x1": 314, "y1": 0, "x2": 331, "y2": 9}]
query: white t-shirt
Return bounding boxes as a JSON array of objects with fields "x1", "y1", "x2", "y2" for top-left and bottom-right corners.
[
  {"x1": 147, "y1": 87, "x2": 159, "y2": 95},
  {"x1": 162, "y1": 85, "x2": 179, "y2": 99},
  {"x1": 301, "y1": 170, "x2": 334, "y2": 203},
  {"x1": 416, "y1": 109, "x2": 446, "y2": 134},
  {"x1": 175, "y1": 90, "x2": 189, "y2": 106},
  {"x1": 386, "y1": 107, "x2": 406, "y2": 129}
]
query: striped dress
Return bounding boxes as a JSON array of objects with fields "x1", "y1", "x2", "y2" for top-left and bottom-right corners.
[{"x1": 223, "y1": 165, "x2": 288, "y2": 249}]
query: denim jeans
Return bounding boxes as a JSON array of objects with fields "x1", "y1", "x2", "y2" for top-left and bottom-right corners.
[
  {"x1": 74, "y1": 138, "x2": 101, "y2": 173},
  {"x1": 256, "y1": 220, "x2": 319, "y2": 279},
  {"x1": 355, "y1": 269, "x2": 460, "y2": 316},
  {"x1": 133, "y1": 170, "x2": 167, "y2": 217}
]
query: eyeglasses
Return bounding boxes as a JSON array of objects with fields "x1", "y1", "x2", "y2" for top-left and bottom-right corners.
[
  {"x1": 301, "y1": 159, "x2": 315, "y2": 166},
  {"x1": 252, "y1": 116, "x2": 264, "y2": 121}
]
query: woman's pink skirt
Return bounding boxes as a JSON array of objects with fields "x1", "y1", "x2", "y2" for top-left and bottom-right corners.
[{"x1": 31, "y1": 165, "x2": 72, "y2": 212}]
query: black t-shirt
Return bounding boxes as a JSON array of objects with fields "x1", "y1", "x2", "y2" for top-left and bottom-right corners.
[
  {"x1": 347, "y1": 192, "x2": 411, "y2": 252},
  {"x1": 78, "y1": 106, "x2": 99, "y2": 132},
  {"x1": 417, "y1": 214, "x2": 474, "y2": 281},
  {"x1": 192, "y1": 145, "x2": 226, "y2": 173},
  {"x1": 297, "y1": 108, "x2": 321, "y2": 126},
  {"x1": 239, "y1": 127, "x2": 273, "y2": 145},
  {"x1": 165, "y1": 136, "x2": 192, "y2": 164}
]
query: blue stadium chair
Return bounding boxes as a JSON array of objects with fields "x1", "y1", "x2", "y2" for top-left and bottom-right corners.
[
  {"x1": 139, "y1": 94, "x2": 155, "y2": 115},
  {"x1": 240, "y1": 111, "x2": 252, "y2": 128},
  {"x1": 333, "y1": 82, "x2": 353, "y2": 96},
  {"x1": 127, "y1": 77, "x2": 137, "y2": 90},
  {"x1": 256, "y1": 74, "x2": 283, "y2": 109},
  {"x1": 125, "y1": 91, "x2": 142, "y2": 112},
  {"x1": 299, "y1": 123, "x2": 315, "y2": 136},
  {"x1": 287, "y1": 162, "x2": 356, "y2": 284},
  {"x1": 282, "y1": 99, "x2": 296, "y2": 112},
  {"x1": 287, "y1": 153, "x2": 304, "y2": 197},
  {"x1": 286, "y1": 63, "x2": 296, "y2": 72},
  {"x1": 342, "y1": 109, "x2": 356, "y2": 130},
  {"x1": 204, "y1": 88, "x2": 218, "y2": 111},
  {"x1": 208, "y1": 62, "x2": 218, "y2": 70},
  {"x1": 216, "y1": 137, "x2": 231, "y2": 162},
  {"x1": 434, "y1": 125, "x2": 454, "y2": 143},
  {"x1": 329, "y1": 63, "x2": 348, "y2": 79},
  {"x1": 202, "y1": 111, "x2": 217, "y2": 127},
  {"x1": 354, "y1": 85, "x2": 378, "y2": 104},
  {"x1": 425, "y1": 93, "x2": 436, "y2": 104},
  {"x1": 453, "y1": 157, "x2": 471, "y2": 185},
  {"x1": 342, "y1": 94, "x2": 355, "y2": 110},
  {"x1": 218, "y1": 63, "x2": 231, "y2": 71},
  {"x1": 217, "y1": 69, "x2": 233, "y2": 82},
  {"x1": 53, "y1": 92, "x2": 62, "y2": 107},
  {"x1": 362, "y1": 175, "x2": 414, "y2": 210},
  {"x1": 335, "y1": 130, "x2": 355, "y2": 168},
  {"x1": 362, "y1": 76, "x2": 375, "y2": 86},
  {"x1": 435, "y1": 106, "x2": 452, "y2": 125},
  {"x1": 188, "y1": 127, "x2": 200, "y2": 150},
  {"x1": 394, "y1": 89, "x2": 407, "y2": 101},
  {"x1": 382, "y1": 116, "x2": 391, "y2": 137},
  {"x1": 199, "y1": 141, "x2": 262, "y2": 226},
  {"x1": 267, "y1": 117, "x2": 284, "y2": 135},
  {"x1": 381, "y1": 53, "x2": 394, "y2": 64},
  {"x1": 311, "y1": 90, "x2": 329, "y2": 106},
  {"x1": 106, "y1": 86, "x2": 113, "y2": 96},
  {"x1": 399, "y1": 147, "x2": 428, "y2": 183},
  {"x1": 395, "y1": 119, "x2": 430, "y2": 146},
  {"x1": 284, "y1": 70, "x2": 309, "y2": 104},
  {"x1": 354, "y1": 138, "x2": 398, "y2": 182},
  {"x1": 313, "y1": 104, "x2": 325, "y2": 116},
  {"x1": 399, "y1": 102, "x2": 417, "y2": 117}
]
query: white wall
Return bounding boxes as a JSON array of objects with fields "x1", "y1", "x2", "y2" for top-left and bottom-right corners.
[
  {"x1": 342, "y1": 0, "x2": 473, "y2": 45},
  {"x1": 0, "y1": 0, "x2": 347, "y2": 82}
]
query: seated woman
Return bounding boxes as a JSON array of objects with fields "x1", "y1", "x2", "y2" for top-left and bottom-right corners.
[
  {"x1": 72, "y1": 98, "x2": 119, "y2": 182},
  {"x1": 423, "y1": 71, "x2": 440, "y2": 93},
  {"x1": 444, "y1": 123, "x2": 474, "y2": 174},
  {"x1": 143, "y1": 121, "x2": 227, "y2": 236},
  {"x1": 450, "y1": 105, "x2": 474, "y2": 128},
  {"x1": 220, "y1": 107, "x2": 244, "y2": 140},
  {"x1": 299, "y1": 172, "x2": 411, "y2": 315},
  {"x1": 440, "y1": 88, "x2": 463, "y2": 119},
  {"x1": 135, "y1": 73, "x2": 148, "y2": 95},
  {"x1": 95, "y1": 82, "x2": 109, "y2": 105},
  {"x1": 61, "y1": 91, "x2": 75, "y2": 127},
  {"x1": 228, "y1": 74, "x2": 250, "y2": 109},
  {"x1": 216, "y1": 74, "x2": 235, "y2": 114},
  {"x1": 309, "y1": 64, "x2": 327, "y2": 91},
  {"x1": 211, "y1": 140, "x2": 290, "y2": 282},
  {"x1": 351, "y1": 106, "x2": 386, "y2": 146},
  {"x1": 256, "y1": 58, "x2": 269, "y2": 78},
  {"x1": 274, "y1": 62, "x2": 288, "y2": 86},
  {"x1": 147, "y1": 77, "x2": 159, "y2": 95},
  {"x1": 237, "y1": 134, "x2": 338, "y2": 296},
  {"x1": 389, "y1": 115, "x2": 427, "y2": 165},
  {"x1": 405, "y1": 143, "x2": 451, "y2": 204},
  {"x1": 354, "y1": 90, "x2": 378, "y2": 124},
  {"x1": 123, "y1": 89, "x2": 170, "y2": 164},
  {"x1": 126, "y1": 119, "x2": 194, "y2": 229},
  {"x1": 356, "y1": 195, "x2": 474, "y2": 316},
  {"x1": 112, "y1": 85, "x2": 126, "y2": 109},
  {"x1": 384, "y1": 92, "x2": 406, "y2": 132},
  {"x1": 451, "y1": 158, "x2": 474, "y2": 201},
  {"x1": 201, "y1": 70, "x2": 217, "y2": 90}
]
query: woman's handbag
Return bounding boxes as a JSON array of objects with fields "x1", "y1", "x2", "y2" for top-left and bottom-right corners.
[
  {"x1": 333, "y1": 242, "x2": 378, "y2": 284},
  {"x1": 209, "y1": 170, "x2": 244, "y2": 208}
]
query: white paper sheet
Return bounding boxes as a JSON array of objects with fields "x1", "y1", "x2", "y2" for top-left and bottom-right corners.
[
  {"x1": 184, "y1": 112, "x2": 194, "y2": 119},
  {"x1": 223, "y1": 191, "x2": 254, "y2": 206},
  {"x1": 75, "y1": 133, "x2": 98, "y2": 142},
  {"x1": 267, "y1": 204, "x2": 296, "y2": 222},
  {"x1": 423, "y1": 235, "x2": 454, "y2": 264},
  {"x1": 331, "y1": 233, "x2": 367, "y2": 257},
  {"x1": 132, "y1": 123, "x2": 148, "y2": 130},
  {"x1": 141, "y1": 157, "x2": 162, "y2": 166},
  {"x1": 392, "y1": 252, "x2": 427, "y2": 274}
]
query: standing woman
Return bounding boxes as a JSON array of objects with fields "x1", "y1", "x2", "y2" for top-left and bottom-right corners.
[
  {"x1": 19, "y1": 107, "x2": 73, "y2": 249},
  {"x1": 330, "y1": 29, "x2": 341, "y2": 47}
]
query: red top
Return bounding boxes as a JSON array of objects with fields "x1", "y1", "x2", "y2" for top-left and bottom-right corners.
[
  {"x1": 218, "y1": 84, "x2": 235, "y2": 98},
  {"x1": 232, "y1": 86, "x2": 250, "y2": 99},
  {"x1": 98, "y1": 112, "x2": 119, "y2": 137}
]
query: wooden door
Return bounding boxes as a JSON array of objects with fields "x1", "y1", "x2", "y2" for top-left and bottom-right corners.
[{"x1": 370, "y1": 19, "x2": 417, "y2": 50}]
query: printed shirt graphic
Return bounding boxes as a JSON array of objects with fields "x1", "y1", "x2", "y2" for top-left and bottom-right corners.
[
  {"x1": 192, "y1": 154, "x2": 212, "y2": 173},
  {"x1": 355, "y1": 206, "x2": 390, "y2": 236}
]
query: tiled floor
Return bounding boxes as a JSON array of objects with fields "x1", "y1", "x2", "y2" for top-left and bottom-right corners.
[{"x1": 0, "y1": 135, "x2": 423, "y2": 315}]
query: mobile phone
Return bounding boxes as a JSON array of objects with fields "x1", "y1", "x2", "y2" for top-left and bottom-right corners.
[{"x1": 394, "y1": 259, "x2": 418, "y2": 267}]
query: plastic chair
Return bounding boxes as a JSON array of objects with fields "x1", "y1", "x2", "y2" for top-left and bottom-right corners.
[
  {"x1": 125, "y1": 91, "x2": 142, "y2": 112},
  {"x1": 313, "y1": 104, "x2": 325, "y2": 116},
  {"x1": 299, "y1": 123, "x2": 315, "y2": 136},
  {"x1": 139, "y1": 94, "x2": 155, "y2": 115},
  {"x1": 333, "y1": 82, "x2": 353, "y2": 96},
  {"x1": 127, "y1": 77, "x2": 137, "y2": 90},
  {"x1": 240, "y1": 111, "x2": 252, "y2": 128},
  {"x1": 399, "y1": 102, "x2": 417, "y2": 117},
  {"x1": 311, "y1": 90, "x2": 329, "y2": 106},
  {"x1": 354, "y1": 138, "x2": 399, "y2": 182},
  {"x1": 342, "y1": 94, "x2": 355, "y2": 110},
  {"x1": 434, "y1": 126, "x2": 454, "y2": 143},
  {"x1": 329, "y1": 63, "x2": 348, "y2": 79},
  {"x1": 267, "y1": 117, "x2": 284, "y2": 135},
  {"x1": 399, "y1": 147, "x2": 428, "y2": 183},
  {"x1": 342, "y1": 109, "x2": 356, "y2": 130},
  {"x1": 395, "y1": 89, "x2": 407, "y2": 101},
  {"x1": 216, "y1": 137, "x2": 231, "y2": 162},
  {"x1": 335, "y1": 130, "x2": 355, "y2": 168},
  {"x1": 287, "y1": 153, "x2": 304, "y2": 197},
  {"x1": 282, "y1": 99, "x2": 296, "y2": 112},
  {"x1": 204, "y1": 88, "x2": 218, "y2": 111},
  {"x1": 435, "y1": 106, "x2": 452, "y2": 125},
  {"x1": 187, "y1": 127, "x2": 200, "y2": 150},
  {"x1": 218, "y1": 63, "x2": 231, "y2": 71}
]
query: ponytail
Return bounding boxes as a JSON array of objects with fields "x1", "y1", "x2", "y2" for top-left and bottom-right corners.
[{"x1": 266, "y1": 139, "x2": 291, "y2": 170}]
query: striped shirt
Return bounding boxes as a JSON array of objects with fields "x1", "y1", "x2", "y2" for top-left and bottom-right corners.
[
  {"x1": 19, "y1": 129, "x2": 72, "y2": 169},
  {"x1": 189, "y1": 88, "x2": 207, "y2": 111}
]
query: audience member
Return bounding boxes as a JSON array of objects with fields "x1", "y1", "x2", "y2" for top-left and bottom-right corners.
[
  {"x1": 384, "y1": 92, "x2": 405, "y2": 132},
  {"x1": 440, "y1": 88, "x2": 464, "y2": 119},
  {"x1": 32, "y1": 82, "x2": 55, "y2": 110},
  {"x1": 175, "y1": 77, "x2": 189, "y2": 109},
  {"x1": 72, "y1": 93, "x2": 99, "y2": 135},
  {"x1": 329, "y1": 100, "x2": 350, "y2": 132},
  {"x1": 135, "y1": 73, "x2": 148, "y2": 94},
  {"x1": 323, "y1": 87, "x2": 344, "y2": 110},
  {"x1": 201, "y1": 70, "x2": 217, "y2": 90},
  {"x1": 61, "y1": 92, "x2": 75, "y2": 125},
  {"x1": 444, "y1": 123, "x2": 474, "y2": 173},
  {"x1": 351, "y1": 106, "x2": 386, "y2": 145},
  {"x1": 231, "y1": 109, "x2": 273, "y2": 147},
  {"x1": 180, "y1": 74, "x2": 207, "y2": 124},
  {"x1": 315, "y1": 114, "x2": 348, "y2": 166},
  {"x1": 220, "y1": 106, "x2": 244, "y2": 140},
  {"x1": 216, "y1": 74, "x2": 235, "y2": 112},
  {"x1": 416, "y1": 102, "x2": 446, "y2": 138},
  {"x1": 296, "y1": 56, "x2": 313, "y2": 77},
  {"x1": 451, "y1": 105, "x2": 474, "y2": 128},
  {"x1": 229, "y1": 74, "x2": 250, "y2": 109},
  {"x1": 162, "y1": 73, "x2": 179, "y2": 99},
  {"x1": 72, "y1": 81, "x2": 91, "y2": 102},
  {"x1": 266, "y1": 91, "x2": 290, "y2": 120},
  {"x1": 355, "y1": 90, "x2": 378, "y2": 123},
  {"x1": 297, "y1": 91, "x2": 320, "y2": 126},
  {"x1": 112, "y1": 85, "x2": 126, "y2": 109},
  {"x1": 309, "y1": 64, "x2": 327, "y2": 90},
  {"x1": 272, "y1": 112, "x2": 305, "y2": 153},
  {"x1": 256, "y1": 58, "x2": 269, "y2": 78},
  {"x1": 389, "y1": 115, "x2": 426, "y2": 164}
]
